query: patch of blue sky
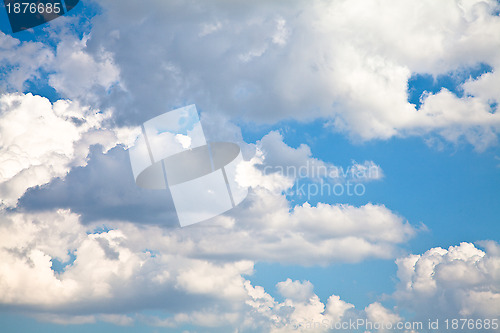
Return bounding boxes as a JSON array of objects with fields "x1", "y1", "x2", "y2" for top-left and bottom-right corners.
[
  {"x1": 50, "y1": 251, "x2": 77, "y2": 273},
  {"x1": 493, "y1": 4, "x2": 500, "y2": 16},
  {"x1": 0, "y1": 312, "x2": 158, "y2": 333},
  {"x1": 489, "y1": 101, "x2": 498, "y2": 112},
  {"x1": 23, "y1": 76, "x2": 61, "y2": 102},
  {"x1": 249, "y1": 259, "x2": 399, "y2": 309},
  {"x1": 0, "y1": 3, "x2": 12, "y2": 35},
  {"x1": 0, "y1": 309, "x2": 213, "y2": 333},
  {"x1": 407, "y1": 63, "x2": 493, "y2": 108},
  {"x1": 143, "y1": 248, "x2": 159, "y2": 258},
  {"x1": 0, "y1": 63, "x2": 61, "y2": 102},
  {"x1": 88, "y1": 224, "x2": 114, "y2": 234},
  {"x1": 238, "y1": 118, "x2": 334, "y2": 152}
]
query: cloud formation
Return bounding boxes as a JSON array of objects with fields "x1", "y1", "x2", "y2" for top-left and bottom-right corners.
[
  {"x1": 0, "y1": 1, "x2": 498, "y2": 331},
  {"x1": 0, "y1": 92, "x2": 128, "y2": 207},
  {"x1": 74, "y1": 0, "x2": 500, "y2": 148},
  {"x1": 0, "y1": 208, "x2": 367, "y2": 331},
  {"x1": 0, "y1": 205, "x2": 497, "y2": 331},
  {"x1": 395, "y1": 241, "x2": 500, "y2": 320}
]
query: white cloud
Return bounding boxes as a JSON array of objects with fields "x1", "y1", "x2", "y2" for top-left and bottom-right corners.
[
  {"x1": 199, "y1": 21, "x2": 223, "y2": 37},
  {"x1": 0, "y1": 209, "x2": 84, "y2": 306},
  {"x1": 0, "y1": 208, "x2": 357, "y2": 331},
  {"x1": 96, "y1": 153, "x2": 412, "y2": 264},
  {"x1": 0, "y1": 29, "x2": 120, "y2": 103},
  {"x1": 36, "y1": 314, "x2": 96, "y2": 325},
  {"x1": 47, "y1": 34, "x2": 121, "y2": 102},
  {"x1": 0, "y1": 32, "x2": 54, "y2": 91},
  {"x1": 394, "y1": 241, "x2": 500, "y2": 320},
  {"x1": 144, "y1": 277, "x2": 356, "y2": 332},
  {"x1": 463, "y1": 68, "x2": 500, "y2": 106},
  {"x1": 2, "y1": 1, "x2": 500, "y2": 148},
  {"x1": 99, "y1": 314, "x2": 134, "y2": 326},
  {"x1": 0, "y1": 209, "x2": 254, "y2": 310},
  {"x1": 11, "y1": 122, "x2": 404, "y2": 269},
  {"x1": 1, "y1": 2, "x2": 498, "y2": 330},
  {"x1": 0, "y1": 92, "x2": 126, "y2": 207},
  {"x1": 0, "y1": 207, "x2": 495, "y2": 332},
  {"x1": 82, "y1": 186, "x2": 414, "y2": 266},
  {"x1": 18, "y1": 125, "x2": 391, "y2": 251},
  {"x1": 238, "y1": 131, "x2": 383, "y2": 193},
  {"x1": 365, "y1": 302, "x2": 401, "y2": 333},
  {"x1": 413, "y1": 89, "x2": 500, "y2": 150},
  {"x1": 72, "y1": 0, "x2": 500, "y2": 149},
  {"x1": 276, "y1": 279, "x2": 315, "y2": 303}
]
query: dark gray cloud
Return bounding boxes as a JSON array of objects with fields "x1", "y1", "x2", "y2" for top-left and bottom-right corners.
[{"x1": 19, "y1": 145, "x2": 179, "y2": 227}]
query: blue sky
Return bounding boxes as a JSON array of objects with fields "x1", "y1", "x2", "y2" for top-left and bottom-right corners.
[{"x1": 0, "y1": 0, "x2": 499, "y2": 332}]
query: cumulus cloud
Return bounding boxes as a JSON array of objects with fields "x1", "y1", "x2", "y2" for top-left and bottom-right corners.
[
  {"x1": 20, "y1": 127, "x2": 383, "y2": 226},
  {"x1": 0, "y1": 115, "x2": 414, "y2": 325},
  {"x1": 0, "y1": 208, "x2": 361, "y2": 331},
  {"x1": 0, "y1": 33, "x2": 54, "y2": 91},
  {"x1": 0, "y1": 28, "x2": 120, "y2": 101},
  {"x1": 0, "y1": 206, "x2": 495, "y2": 331},
  {"x1": 21, "y1": 163, "x2": 414, "y2": 265},
  {"x1": 0, "y1": 92, "x2": 132, "y2": 207},
  {"x1": 17, "y1": 126, "x2": 402, "y2": 265},
  {"x1": 2, "y1": 1, "x2": 500, "y2": 148},
  {"x1": 0, "y1": 209, "x2": 252, "y2": 311},
  {"x1": 267, "y1": 279, "x2": 355, "y2": 332},
  {"x1": 1, "y1": 1, "x2": 498, "y2": 331},
  {"x1": 47, "y1": 34, "x2": 121, "y2": 102},
  {"x1": 19, "y1": 145, "x2": 179, "y2": 226},
  {"x1": 364, "y1": 302, "x2": 401, "y2": 333},
  {"x1": 72, "y1": 0, "x2": 500, "y2": 149},
  {"x1": 234, "y1": 131, "x2": 384, "y2": 196},
  {"x1": 394, "y1": 241, "x2": 500, "y2": 320}
]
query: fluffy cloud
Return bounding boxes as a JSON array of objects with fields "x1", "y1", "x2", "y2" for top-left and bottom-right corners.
[
  {"x1": 266, "y1": 279, "x2": 355, "y2": 332},
  {"x1": 395, "y1": 241, "x2": 500, "y2": 320},
  {"x1": 47, "y1": 33, "x2": 121, "y2": 102},
  {"x1": 0, "y1": 119, "x2": 413, "y2": 323},
  {"x1": 1, "y1": 2, "x2": 498, "y2": 331},
  {"x1": 74, "y1": 0, "x2": 500, "y2": 148},
  {"x1": 249, "y1": 131, "x2": 383, "y2": 184},
  {"x1": 4, "y1": 0, "x2": 500, "y2": 149},
  {"x1": 19, "y1": 145, "x2": 179, "y2": 226},
  {"x1": 0, "y1": 207, "x2": 496, "y2": 332},
  {"x1": 0, "y1": 28, "x2": 120, "y2": 100},
  {"x1": 0, "y1": 33, "x2": 54, "y2": 91},
  {"x1": 364, "y1": 302, "x2": 401, "y2": 333},
  {"x1": 0, "y1": 208, "x2": 363, "y2": 331},
  {"x1": 0, "y1": 209, "x2": 252, "y2": 311},
  {"x1": 3, "y1": 1, "x2": 500, "y2": 148},
  {"x1": 0, "y1": 93, "x2": 131, "y2": 207},
  {"x1": 18, "y1": 127, "x2": 403, "y2": 264},
  {"x1": 23, "y1": 168, "x2": 414, "y2": 265}
]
